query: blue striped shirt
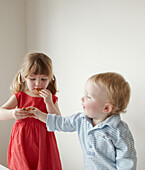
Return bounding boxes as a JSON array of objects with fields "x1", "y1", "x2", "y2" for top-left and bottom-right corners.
[{"x1": 46, "y1": 113, "x2": 137, "y2": 170}]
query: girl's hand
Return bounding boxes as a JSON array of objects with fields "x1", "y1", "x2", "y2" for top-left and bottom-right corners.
[
  {"x1": 39, "y1": 89, "x2": 53, "y2": 104},
  {"x1": 36, "y1": 89, "x2": 61, "y2": 115},
  {"x1": 12, "y1": 108, "x2": 29, "y2": 120}
]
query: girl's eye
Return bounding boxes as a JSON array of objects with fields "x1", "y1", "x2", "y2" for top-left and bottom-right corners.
[
  {"x1": 41, "y1": 78, "x2": 48, "y2": 81},
  {"x1": 29, "y1": 78, "x2": 35, "y2": 80}
]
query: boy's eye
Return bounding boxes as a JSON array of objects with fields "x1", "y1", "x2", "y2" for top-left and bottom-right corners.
[
  {"x1": 87, "y1": 96, "x2": 91, "y2": 99},
  {"x1": 84, "y1": 93, "x2": 91, "y2": 99}
]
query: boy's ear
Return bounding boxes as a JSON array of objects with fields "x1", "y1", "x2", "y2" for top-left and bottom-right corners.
[{"x1": 103, "y1": 103, "x2": 113, "y2": 113}]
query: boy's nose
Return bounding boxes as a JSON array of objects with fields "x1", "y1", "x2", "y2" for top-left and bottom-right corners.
[
  {"x1": 81, "y1": 97, "x2": 85, "y2": 107},
  {"x1": 81, "y1": 97, "x2": 84, "y2": 103}
]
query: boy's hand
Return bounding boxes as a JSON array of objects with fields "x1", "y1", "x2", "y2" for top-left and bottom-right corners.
[{"x1": 26, "y1": 106, "x2": 47, "y2": 123}]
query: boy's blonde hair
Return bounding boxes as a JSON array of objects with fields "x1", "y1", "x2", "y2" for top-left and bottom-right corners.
[
  {"x1": 89, "y1": 72, "x2": 131, "y2": 114},
  {"x1": 11, "y1": 52, "x2": 57, "y2": 95}
]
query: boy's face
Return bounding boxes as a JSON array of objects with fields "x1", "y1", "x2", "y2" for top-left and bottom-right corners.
[{"x1": 81, "y1": 79, "x2": 108, "y2": 120}]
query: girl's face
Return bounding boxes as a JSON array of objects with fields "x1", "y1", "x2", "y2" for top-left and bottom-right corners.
[
  {"x1": 25, "y1": 74, "x2": 50, "y2": 95},
  {"x1": 81, "y1": 79, "x2": 108, "y2": 120}
]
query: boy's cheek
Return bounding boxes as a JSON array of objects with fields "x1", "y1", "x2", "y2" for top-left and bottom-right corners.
[{"x1": 86, "y1": 103, "x2": 97, "y2": 111}]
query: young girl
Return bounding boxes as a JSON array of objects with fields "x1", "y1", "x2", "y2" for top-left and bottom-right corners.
[{"x1": 0, "y1": 53, "x2": 62, "y2": 170}]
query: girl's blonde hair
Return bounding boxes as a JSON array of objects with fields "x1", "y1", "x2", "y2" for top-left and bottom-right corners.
[
  {"x1": 11, "y1": 52, "x2": 57, "y2": 95},
  {"x1": 89, "y1": 72, "x2": 131, "y2": 114}
]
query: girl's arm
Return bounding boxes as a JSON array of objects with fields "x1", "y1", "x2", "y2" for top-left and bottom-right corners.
[
  {"x1": 39, "y1": 90, "x2": 61, "y2": 115},
  {"x1": 0, "y1": 95, "x2": 29, "y2": 120},
  {"x1": 0, "y1": 95, "x2": 17, "y2": 120}
]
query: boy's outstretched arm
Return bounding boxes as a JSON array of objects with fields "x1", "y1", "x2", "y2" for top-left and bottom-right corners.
[
  {"x1": 27, "y1": 107, "x2": 48, "y2": 123},
  {"x1": 46, "y1": 114, "x2": 77, "y2": 132},
  {"x1": 34, "y1": 110, "x2": 81, "y2": 132},
  {"x1": 36, "y1": 111, "x2": 48, "y2": 123}
]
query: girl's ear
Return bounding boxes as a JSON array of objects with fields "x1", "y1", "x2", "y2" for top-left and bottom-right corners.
[{"x1": 103, "y1": 103, "x2": 113, "y2": 113}]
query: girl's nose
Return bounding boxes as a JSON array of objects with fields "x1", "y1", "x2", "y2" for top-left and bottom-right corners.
[{"x1": 35, "y1": 79, "x2": 41, "y2": 86}]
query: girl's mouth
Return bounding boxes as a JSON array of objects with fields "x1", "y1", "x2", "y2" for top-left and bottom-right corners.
[{"x1": 35, "y1": 88, "x2": 42, "y2": 94}]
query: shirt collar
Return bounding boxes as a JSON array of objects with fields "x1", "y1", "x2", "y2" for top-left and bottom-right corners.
[
  {"x1": 98, "y1": 114, "x2": 121, "y2": 128},
  {"x1": 83, "y1": 113, "x2": 121, "y2": 129}
]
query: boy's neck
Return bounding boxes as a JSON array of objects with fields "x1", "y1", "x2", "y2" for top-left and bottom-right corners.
[
  {"x1": 92, "y1": 114, "x2": 111, "y2": 126},
  {"x1": 92, "y1": 119, "x2": 104, "y2": 126}
]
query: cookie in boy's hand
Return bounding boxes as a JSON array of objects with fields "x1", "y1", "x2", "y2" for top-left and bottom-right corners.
[
  {"x1": 35, "y1": 88, "x2": 42, "y2": 94},
  {"x1": 22, "y1": 107, "x2": 35, "y2": 116}
]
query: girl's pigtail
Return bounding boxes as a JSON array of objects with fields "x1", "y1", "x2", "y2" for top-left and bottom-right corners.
[
  {"x1": 47, "y1": 75, "x2": 58, "y2": 95},
  {"x1": 10, "y1": 71, "x2": 25, "y2": 93}
]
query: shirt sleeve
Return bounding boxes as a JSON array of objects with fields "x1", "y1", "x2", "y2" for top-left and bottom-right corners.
[
  {"x1": 46, "y1": 113, "x2": 81, "y2": 132},
  {"x1": 115, "y1": 125, "x2": 137, "y2": 170}
]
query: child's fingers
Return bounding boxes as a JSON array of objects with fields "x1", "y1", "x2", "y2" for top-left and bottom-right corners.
[
  {"x1": 39, "y1": 90, "x2": 52, "y2": 101},
  {"x1": 21, "y1": 107, "x2": 38, "y2": 117},
  {"x1": 26, "y1": 108, "x2": 40, "y2": 118},
  {"x1": 40, "y1": 89, "x2": 51, "y2": 96},
  {"x1": 41, "y1": 89, "x2": 50, "y2": 93},
  {"x1": 22, "y1": 106, "x2": 36, "y2": 111},
  {"x1": 13, "y1": 109, "x2": 29, "y2": 120}
]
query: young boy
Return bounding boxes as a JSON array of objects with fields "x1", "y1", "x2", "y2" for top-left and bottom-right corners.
[{"x1": 30, "y1": 72, "x2": 137, "y2": 170}]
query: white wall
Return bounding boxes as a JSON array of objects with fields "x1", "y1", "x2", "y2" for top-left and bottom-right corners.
[
  {"x1": 26, "y1": 1, "x2": 145, "y2": 170},
  {"x1": 0, "y1": 0, "x2": 26, "y2": 167}
]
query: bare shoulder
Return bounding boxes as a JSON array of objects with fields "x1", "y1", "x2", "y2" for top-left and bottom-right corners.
[{"x1": 1, "y1": 94, "x2": 17, "y2": 109}]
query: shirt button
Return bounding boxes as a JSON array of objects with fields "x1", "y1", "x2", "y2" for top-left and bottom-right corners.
[
  {"x1": 102, "y1": 135, "x2": 106, "y2": 139},
  {"x1": 90, "y1": 145, "x2": 92, "y2": 148}
]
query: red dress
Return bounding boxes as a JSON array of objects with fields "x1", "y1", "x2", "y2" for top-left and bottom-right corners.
[{"x1": 8, "y1": 92, "x2": 62, "y2": 170}]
